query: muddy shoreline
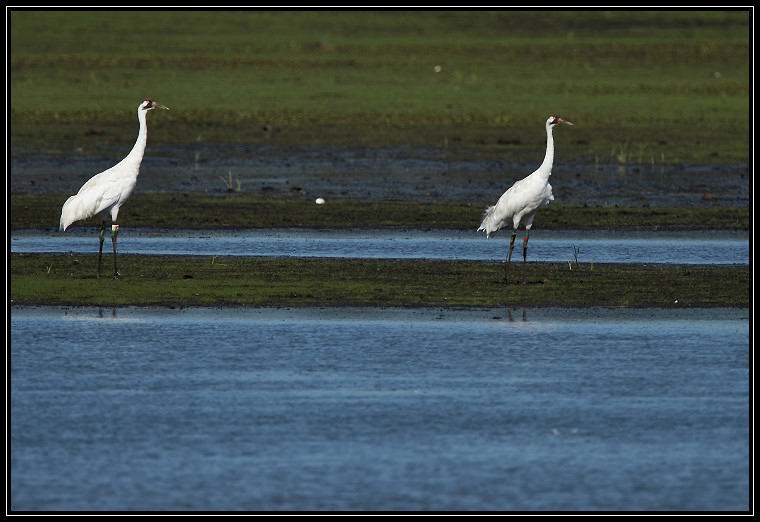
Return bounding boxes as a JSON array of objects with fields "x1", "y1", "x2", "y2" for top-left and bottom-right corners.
[{"x1": 10, "y1": 144, "x2": 750, "y2": 208}]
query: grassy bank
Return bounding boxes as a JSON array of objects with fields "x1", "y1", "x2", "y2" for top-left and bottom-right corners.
[
  {"x1": 9, "y1": 11, "x2": 750, "y2": 164},
  {"x1": 9, "y1": 194, "x2": 751, "y2": 231},
  {"x1": 9, "y1": 253, "x2": 750, "y2": 308}
]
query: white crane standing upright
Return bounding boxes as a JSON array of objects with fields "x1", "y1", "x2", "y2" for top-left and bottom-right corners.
[
  {"x1": 478, "y1": 115, "x2": 573, "y2": 284},
  {"x1": 60, "y1": 99, "x2": 169, "y2": 279}
]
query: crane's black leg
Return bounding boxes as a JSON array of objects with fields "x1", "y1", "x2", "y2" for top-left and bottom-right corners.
[
  {"x1": 111, "y1": 224, "x2": 120, "y2": 279},
  {"x1": 505, "y1": 231, "x2": 516, "y2": 283},
  {"x1": 522, "y1": 230, "x2": 530, "y2": 284},
  {"x1": 97, "y1": 221, "x2": 106, "y2": 279}
]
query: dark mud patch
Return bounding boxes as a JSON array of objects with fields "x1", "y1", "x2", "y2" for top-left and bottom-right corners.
[{"x1": 10, "y1": 144, "x2": 750, "y2": 208}]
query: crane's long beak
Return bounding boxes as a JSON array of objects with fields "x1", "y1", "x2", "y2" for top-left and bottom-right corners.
[
  {"x1": 560, "y1": 118, "x2": 573, "y2": 125},
  {"x1": 158, "y1": 104, "x2": 170, "y2": 111}
]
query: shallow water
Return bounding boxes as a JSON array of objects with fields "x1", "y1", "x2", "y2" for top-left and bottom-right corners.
[
  {"x1": 10, "y1": 228, "x2": 750, "y2": 265},
  {"x1": 10, "y1": 306, "x2": 750, "y2": 511}
]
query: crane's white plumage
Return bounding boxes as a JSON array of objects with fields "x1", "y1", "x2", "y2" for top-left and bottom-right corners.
[
  {"x1": 479, "y1": 115, "x2": 572, "y2": 282},
  {"x1": 59, "y1": 99, "x2": 168, "y2": 278},
  {"x1": 478, "y1": 169, "x2": 555, "y2": 239},
  {"x1": 60, "y1": 99, "x2": 168, "y2": 231}
]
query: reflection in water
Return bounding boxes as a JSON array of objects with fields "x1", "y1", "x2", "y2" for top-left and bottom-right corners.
[
  {"x1": 97, "y1": 308, "x2": 117, "y2": 319},
  {"x1": 507, "y1": 309, "x2": 528, "y2": 322}
]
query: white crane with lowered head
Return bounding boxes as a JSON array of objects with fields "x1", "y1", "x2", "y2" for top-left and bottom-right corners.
[
  {"x1": 59, "y1": 99, "x2": 169, "y2": 279},
  {"x1": 478, "y1": 115, "x2": 573, "y2": 284}
]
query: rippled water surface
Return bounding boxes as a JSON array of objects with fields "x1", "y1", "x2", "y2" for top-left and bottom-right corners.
[
  {"x1": 10, "y1": 228, "x2": 750, "y2": 265},
  {"x1": 10, "y1": 306, "x2": 750, "y2": 512}
]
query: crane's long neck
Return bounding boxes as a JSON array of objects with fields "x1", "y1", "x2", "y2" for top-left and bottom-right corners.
[
  {"x1": 537, "y1": 125, "x2": 555, "y2": 179},
  {"x1": 125, "y1": 107, "x2": 149, "y2": 170}
]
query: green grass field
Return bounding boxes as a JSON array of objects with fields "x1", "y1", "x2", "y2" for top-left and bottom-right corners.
[{"x1": 10, "y1": 10, "x2": 750, "y2": 164}]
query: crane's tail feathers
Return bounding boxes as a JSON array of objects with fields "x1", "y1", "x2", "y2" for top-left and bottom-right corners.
[
  {"x1": 477, "y1": 205, "x2": 498, "y2": 239},
  {"x1": 59, "y1": 194, "x2": 94, "y2": 231}
]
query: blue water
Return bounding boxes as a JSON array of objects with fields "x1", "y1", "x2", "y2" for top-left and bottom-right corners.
[
  {"x1": 10, "y1": 228, "x2": 750, "y2": 265},
  {"x1": 10, "y1": 306, "x2": 750, "y2": 512}
]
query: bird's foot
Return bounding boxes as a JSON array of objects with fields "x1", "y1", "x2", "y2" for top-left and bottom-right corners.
[{"x1": 113, "y1": 272, "x2": 120, "y2": 280}]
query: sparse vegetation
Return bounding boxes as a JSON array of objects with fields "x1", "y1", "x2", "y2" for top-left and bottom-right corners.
[
  {"x1": 219, "y1": 171, "x2": 242, "y2": 193},
  {"x1": 9, "y1": 253, "x2": 750, "y2": 308}
]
